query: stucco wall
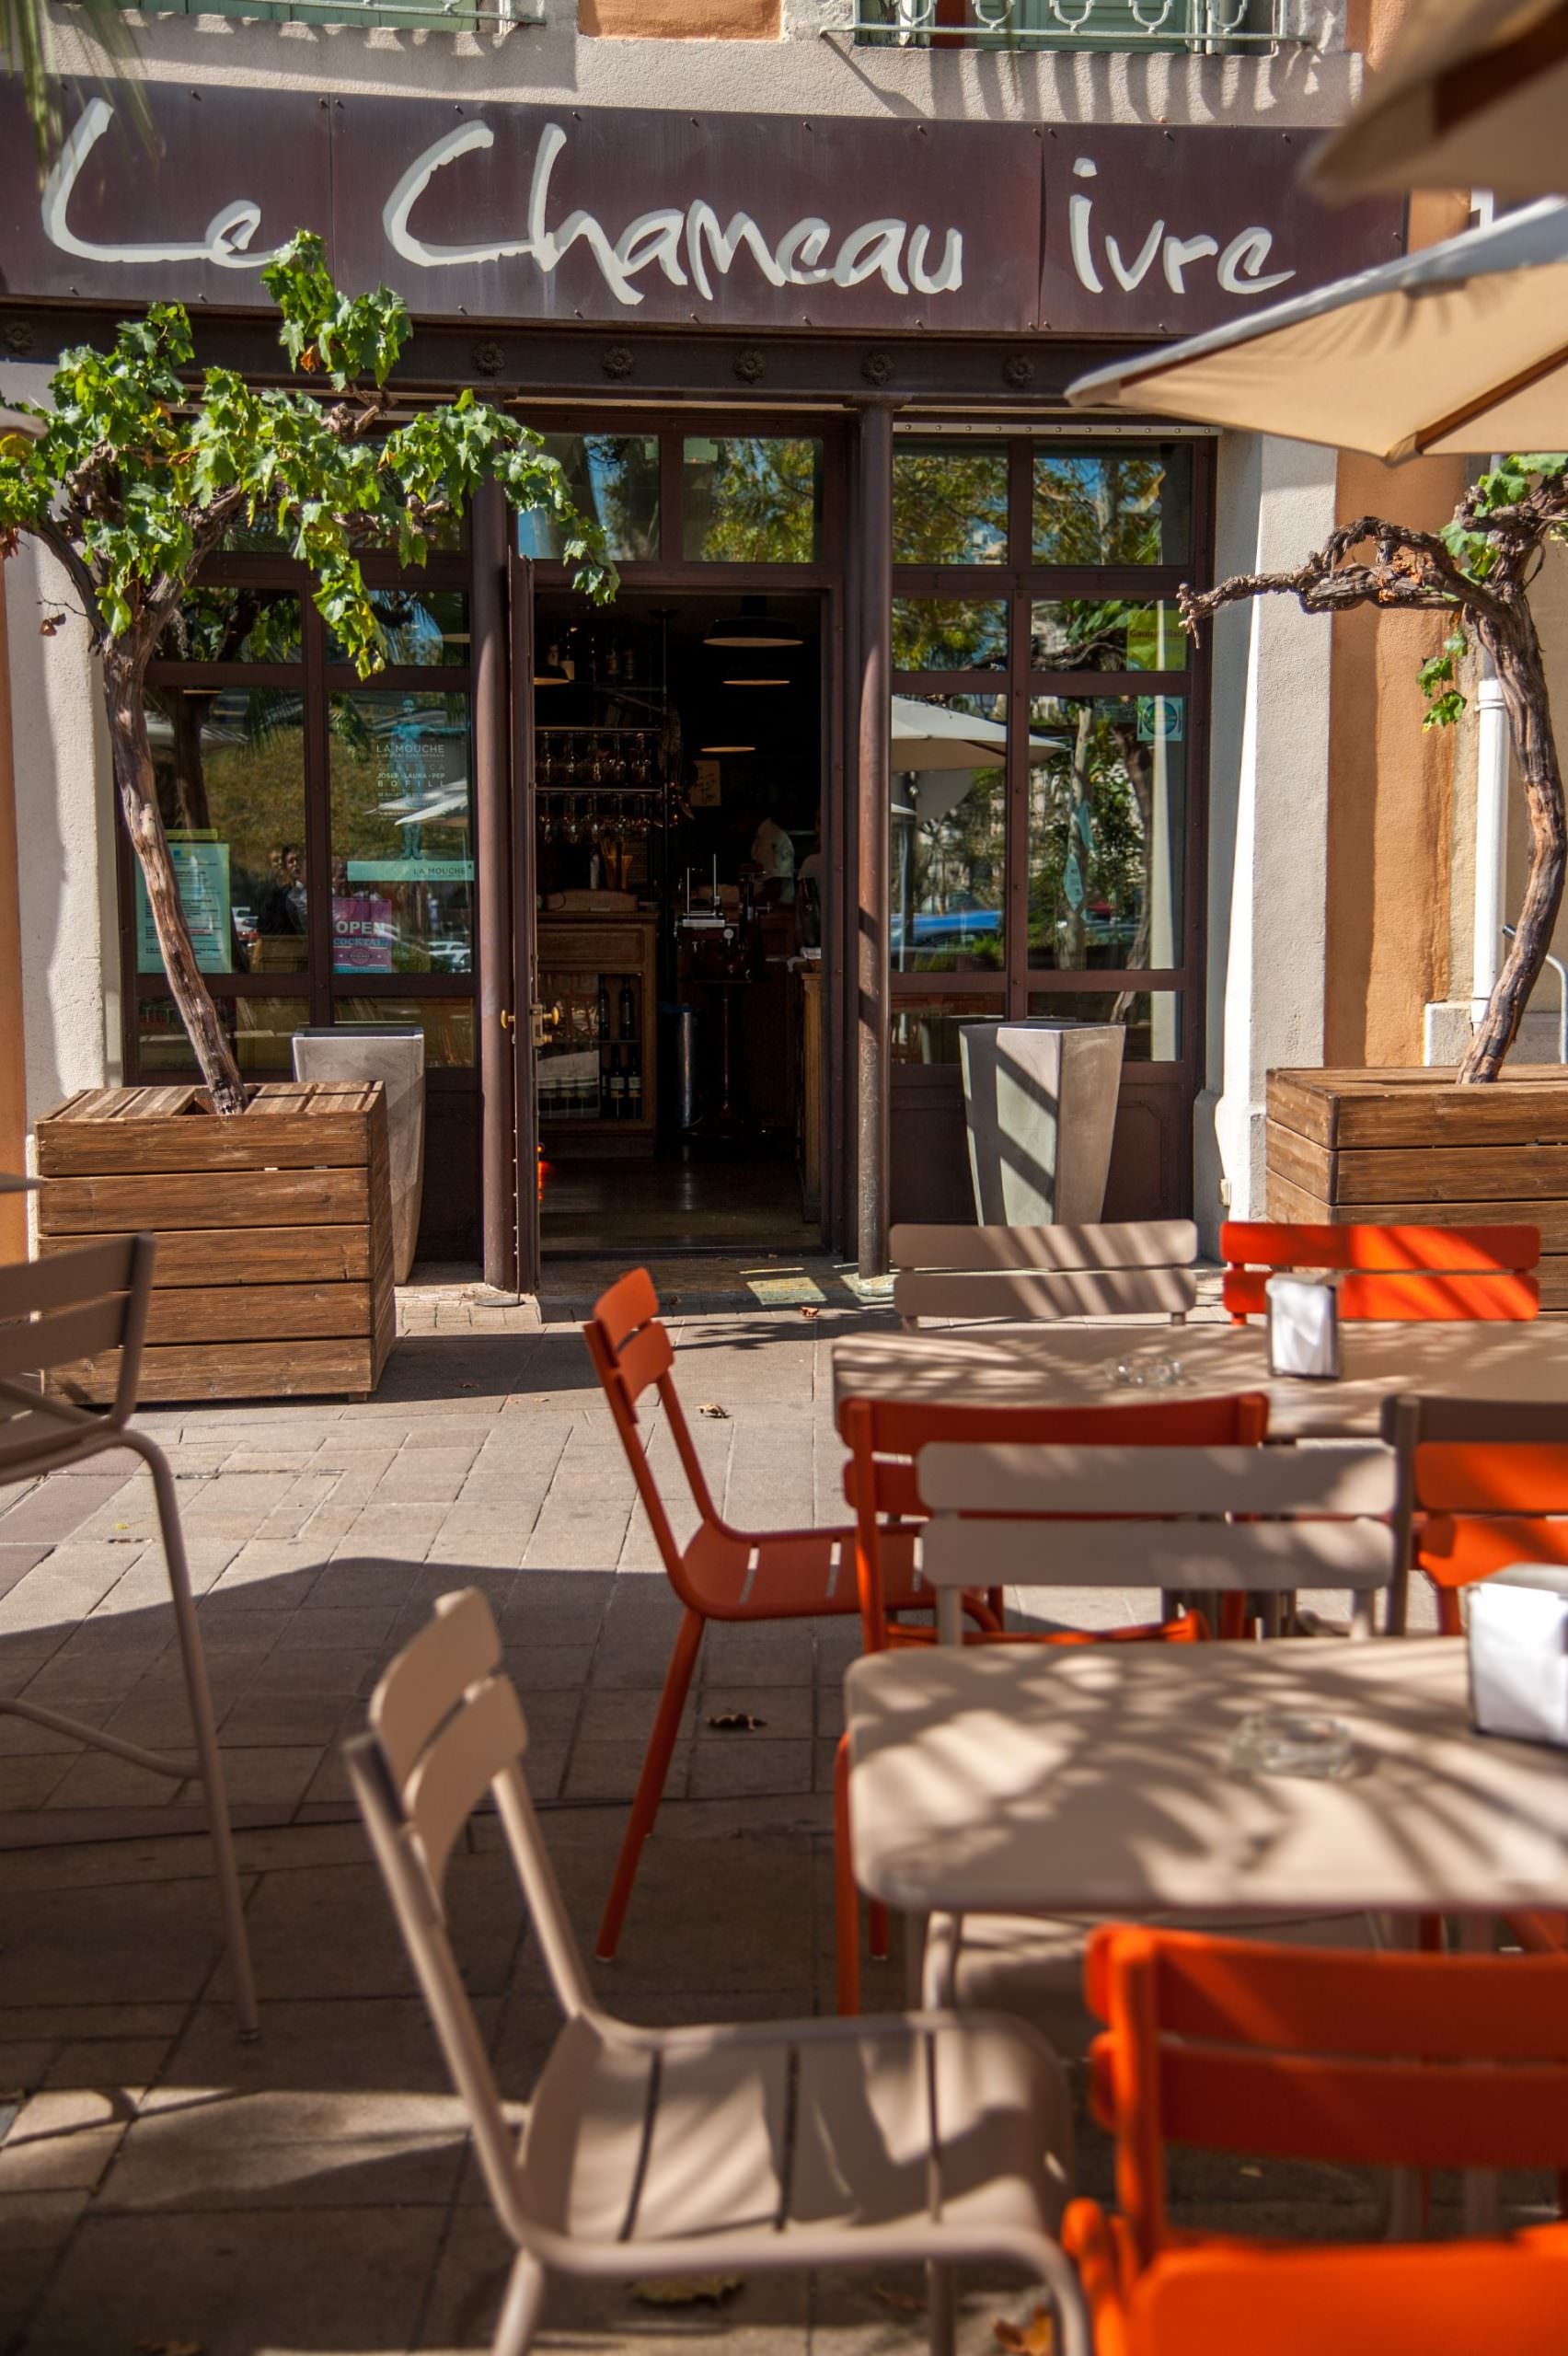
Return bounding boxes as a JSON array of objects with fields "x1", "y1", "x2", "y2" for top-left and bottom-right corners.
[{"x1": 1, "y1": 364, "x2": 121, "y2": 1128}]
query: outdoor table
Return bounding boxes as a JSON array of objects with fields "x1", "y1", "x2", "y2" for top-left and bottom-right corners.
[
  {"x1": 832, "y1": 1318, "x2": 1568, "y2": 1440},
  {"x1": 844, "y1": 1637, "x2": 1568, "y2": 1923}
]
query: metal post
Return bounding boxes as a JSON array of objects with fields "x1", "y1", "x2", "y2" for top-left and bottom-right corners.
[
  {"x1": 856, "y1": 402, "x2": 895, "y2": 1279},
  {"x1": 472, "y1": 479, "x2": 516, "y2": 1292}
]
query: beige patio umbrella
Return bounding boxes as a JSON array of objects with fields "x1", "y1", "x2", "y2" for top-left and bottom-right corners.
[
  {"x1": 1310, "y1": 0, "x2": 1568, "y2": 201},
  {"x1": 1065, "y1": 195, "x2": 1568, "y2": 460}
]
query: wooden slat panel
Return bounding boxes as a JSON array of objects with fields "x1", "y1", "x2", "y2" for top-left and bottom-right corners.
[
  {"x1": 1268, "y1": 1069, "x2": 1568, "y2": 1148},
  {"x1": 36, "y1": 1226, "x2": 372, "y2": 1285},
  {"x1": 1264, "y1": 1070, "x2": 1340, "y2": 1151},
  {"x1": 51, "y1": 1336, "x2": 377, "y2": 1403},
  {"x1": 1261, "y1": 1182, "x2": 1568, "y2": 1252},
  {"x1": 36, "y1": 1113, "x2": 374, "y2": 1177},
  {"x1": 145, "y1": 1283, "x2": 373, "y2": 1345},
  {"x1": 1263, "y1": 1167, "x2": 1332, "y2": 1225},
  {"x1": 37, "y1": 1168, "x2": 368, "y2": 1234},
  {"x1": 1332, "y1": 1147, "x2": 1568, "y2": 1204},
  {"x1": 1264, "y1": 1124, "x2": 1334, "y2": 1200}
]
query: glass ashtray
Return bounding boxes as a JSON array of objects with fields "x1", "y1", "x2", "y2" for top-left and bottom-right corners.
[
  {"x1": 1228, "y1": 1708, "x2": 1355, "y2": 1782},
  {"x1": 1112, "y1": 1352, "x2": 1186, "y2": 1389}
]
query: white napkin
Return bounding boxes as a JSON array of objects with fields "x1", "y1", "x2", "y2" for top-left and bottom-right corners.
[
  {"x1": 1470, "y1": 1567, "x2": 1568, "y2": 1749},
  {"x1": 1265, "y1": 1274, "x2": 1341, "y2": 1380}
]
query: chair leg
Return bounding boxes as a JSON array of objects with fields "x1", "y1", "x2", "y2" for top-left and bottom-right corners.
[
  {"x1": 926, "y1": 2260, "x2": 958, "y2": 2356},
  {"x1": 130, "y1": 1431, "x2": 259, "y2": 2039},
  {"x1": 493, "y1": 2252, "x2": 548, "y2": 2356},
  {"x1": 834, "y1": 1730, "x2": 861, "y2": 2016},
  {"x1": 1437, "y1": 1588, "x2": 1464, "y2": 1637},
  {"x1": 595, "y1": 1605, "x2": 705, "y2": 1961}
]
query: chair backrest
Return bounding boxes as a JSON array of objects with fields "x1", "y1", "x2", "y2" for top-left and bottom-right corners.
[
  {"x1": 582, "y1": 1268, "x2": 722, "y2": 1591},
  {"x1": 1382, "y1": 1393, "x2": 1568, "y2": 1589},
  {"x1": 842, "y1": 1392, "x2": 1270, "y2": 1652},
  {"x1": 344, "y1": 1588, "x2": 596, "y2": 2243},
  {"x1": 917, "y1": 1438, "x2": 1401, "y2": 1630},
  {"x1": 1084, "y1": 1922, "x2": 1568, "y2": 2269},
  {"x1": 892, "y1": 1220, "x2": 1198, "y2": 1328},
  {"x1": 1221, "y1": 1220, "x2": 1540, "y2": 1322},
  {"x1": 0, "y1": 1234, "x2": 156, "y2": 1465}
]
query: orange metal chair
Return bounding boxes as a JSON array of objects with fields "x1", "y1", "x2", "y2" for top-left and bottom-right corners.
[
  {"x1": 584, "y1": 1269, "x2": 988, "y2": 1968},
  {"x1": 833, "y1": 1392, "x2": 1271, "y2": 2013},
  {"x1": 1220, "y1": 1221, "x2": 1540, "y2": 1325},
  {"x1": 1066, "y1": 1922, "x2": 1568, "y2": 2350},
  {"x1": 1382, "y1": 1393, "x2": 1568, "y2": 1634}
]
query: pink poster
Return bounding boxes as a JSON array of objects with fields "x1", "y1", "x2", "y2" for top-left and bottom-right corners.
[{"x1": 332, "y1": 895, "x2": 394, "y2": 973}]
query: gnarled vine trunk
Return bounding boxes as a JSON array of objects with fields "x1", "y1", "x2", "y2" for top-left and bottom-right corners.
[
  {"x1": 102, "y1": 647, "x2": 247, "y2": 1116},
  {"x1": 1459, "y1": 603, "x2": 1567, "y2": 1083}
]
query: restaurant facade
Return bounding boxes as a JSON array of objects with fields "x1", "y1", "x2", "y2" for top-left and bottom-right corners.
[{"x1": 0, "y1": 0, "x2": 1492, "y2": 1287}]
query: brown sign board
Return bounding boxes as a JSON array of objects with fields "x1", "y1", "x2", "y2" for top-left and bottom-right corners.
[{"x1": 0, "y1": 84, "x2": 1404, "y2": 342}]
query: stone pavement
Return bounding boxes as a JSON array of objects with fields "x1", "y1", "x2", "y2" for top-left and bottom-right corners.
[{"x1": 0, "y1": 1264, "x2": 1461, "y2": 2355}]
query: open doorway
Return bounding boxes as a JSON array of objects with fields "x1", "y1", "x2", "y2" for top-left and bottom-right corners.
[{"x1": 530, "y1": 589, "x2": 825, "y2": 1255}]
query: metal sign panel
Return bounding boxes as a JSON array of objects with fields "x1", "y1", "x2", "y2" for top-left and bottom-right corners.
[{"x1": 0, "y1": 84, "x2": 1404, "y2": 341}]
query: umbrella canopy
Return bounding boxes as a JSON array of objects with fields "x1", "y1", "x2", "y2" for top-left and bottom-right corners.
[
  {"x1": 1066, "y1": 197, "x2": 1568, "y2": 461},
  {"x1": 890, "y1": 694, "x2": 1009, "y2": 772},
  {"x1": 1311, "y1": 0, "x2": 1568, "y2": 202}
]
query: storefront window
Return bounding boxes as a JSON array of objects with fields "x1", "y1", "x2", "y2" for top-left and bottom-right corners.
[
  {"x1": 890, "y1": 692, "x2": 1007, "y2": 977},
  {"x1": 682, "y1": 436, "x2": 824, "y2": 562},
  {"x1": 1027, "y1": 989, "x2": 1183, "y2": 1062},
  {"x1": 1026, "y1": 694, "x2": 1186, "y2": 975},
  {"x1": 892, "y1": 598, "x2": 1009, "y2": 671},
  {"x1": 1033, "y1": 447, "x2": 1192, "y2": 567},
  {"x1": 329, "y1": 692, "x2": 475, "y2": 977},
  {"x1": 139, "y1": 687, "x2": 307, "y2": 977},
  {"x1": 893, "y1": 442, "x2": 1009, "y2": 565},
  {"x1": 331, "y1": 997, "x2": 476, "y2": 1067},
  {"x1": 517, "y1": 434, "x2": 660, "y2": 563},
  {"x1": 892, "y1": 996, "x2": 1006, "y2": 1064},
  {"x1": 329, "y1": 590, "x2": 469, "y2": 669},
  {"x1": 156, "y1": 587, "x2": 303, "y2": 666},
  {"x1": 1030, "y1": 600, "x2": 1189, "y2": 673},
  {"x1": 135, "y1": 993, "x2": 308, "y2": 1074}
]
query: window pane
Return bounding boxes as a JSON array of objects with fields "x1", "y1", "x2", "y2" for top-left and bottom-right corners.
[
  {"x1": 1033, "y1": 447, "x2": 1192, "y2": 567},
  {"x1": 682, "y1": 437, "x2": 824, "y2": 562},
  {"x1": 1027, "y1": 989, "x2": 1182, "y2": 1061},
  {"x1": 135, "y1": 993, "x2": 307, "y2": 1075},
  {"x1": 890, "y1": 692, "x2": 1007, "y2": 976},
  {"x1": 329, "y1": 590, "x2": 469, "y2": 669},
  {"x1": 1030, "y1": 600, "x2": 1189, "y2": 673},
  {"x1": 331, "y1": 998, "x2": 475, "y2": 1068},
  {"x1": 1026, "y1": 695, "x2": 1186, "y2": 974},
  {"x1": 893, "y1": 995, "x2": 1005, "y2": 1064},
  {"x1": 329, "y1": 692, "x2": 475, "y2": 977},
  {"x1": 141, "y1": 687, "x2": 307, "y2": 976},
  {"x1": 156, "y1": 588, "x2": 302, "y2": 665},
  {"x1": 517, "y1": 434, "x2": 660, "y2": 562},
  {"x1": 892, "y1": 598, "x2": 1008, "y2": 671},
  {"x1": 893, "y1": 442, "x2": 1008, "y2": 565}
]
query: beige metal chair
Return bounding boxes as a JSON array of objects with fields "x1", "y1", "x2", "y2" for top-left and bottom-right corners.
[
  {"x1": 891, "y1": 1220, "x2": 1198, "y2": 1331},
  {"x1": 344, "y1": 1588, "x2": 1087, "y2": 2356},
  {"x1": 909, "y1": 1438, "x2": 1407, "y2": 2037},
  {"x1": 0, "y1": 1232, "x2": 258, "y2": 2035}
]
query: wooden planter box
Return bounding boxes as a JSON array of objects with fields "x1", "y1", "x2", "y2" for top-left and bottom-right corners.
[
  {"x1": 34, "y1": 1081, "x2": 396, "y2": 1401},
  {"x1": 1266, "y1": 1067, "x2": 1568, "y2": 1311}
]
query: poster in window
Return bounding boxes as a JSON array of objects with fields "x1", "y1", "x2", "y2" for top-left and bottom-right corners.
[{"x1": 135, "y1": 832, "x2": 232, "y2": 974}]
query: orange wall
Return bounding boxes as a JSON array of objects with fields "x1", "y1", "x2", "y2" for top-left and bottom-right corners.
[{"x1": 581, "y1": 0, "x2": 780, "y2": 33}]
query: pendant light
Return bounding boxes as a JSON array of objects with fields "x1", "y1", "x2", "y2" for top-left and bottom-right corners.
[{"x1": 703, "y1": 596, "x2": 802, "y2": 650}]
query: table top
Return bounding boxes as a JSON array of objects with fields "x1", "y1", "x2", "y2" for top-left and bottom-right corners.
[
  {"x1": 845, "y1": 1638, "x2": 1568, "y2": 1918},
  {"x1": 832, "y1": 1319, "x2": 1568, "y2": 1440}
]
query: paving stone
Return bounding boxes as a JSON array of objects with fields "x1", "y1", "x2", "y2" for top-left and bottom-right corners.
[
  {"x1": 0, "y1": 1754, "x2": 76, "y2": 1807},
  {"x1": 0, "y1": 1877, "x2": 235, "y2": 2011}
]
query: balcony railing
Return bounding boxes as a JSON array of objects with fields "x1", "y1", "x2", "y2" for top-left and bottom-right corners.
[
  {"x1": 98, "y1": 0, "x2": 543, "y2": 26},
  {"x1": 852, "y1": 0, "x2": 1295, "y2": 51}
]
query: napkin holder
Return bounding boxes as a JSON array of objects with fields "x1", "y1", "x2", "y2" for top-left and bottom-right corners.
[
  {"x1": 1265, "y1": 1273, "x2": 1342, "y2": 1380},
  {"x1": 1469, "y1": 1565, "x2": 1568, "y2": 1750}
]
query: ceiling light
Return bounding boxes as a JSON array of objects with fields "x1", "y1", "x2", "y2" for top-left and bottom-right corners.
[
  {"x1": 724, "y1": 677, "x2": 790, "y2": 687},
  {"x1": 699, "y1": 744, "x2": 756, "y2": 755},
  {"x1": 704, "y1": 596, "x2": 802, "y2": 650}
]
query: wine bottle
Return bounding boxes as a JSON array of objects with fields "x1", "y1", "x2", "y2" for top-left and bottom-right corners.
[
  {"x1": 597, "y1": 978, "x2": 610, "y2": 1041},
  {"x1": 628, "y1": 1045, "x2": 642, "y2": 1122},
  {"x1": 618, "y1": 978, "x2": 635, "y2": 1039},
  {"x1": 599, "y1": 1053, "x2": 612, "y2": 1119},
  {"x1": 609, "y1": 1045, "x2": 626, "y2": 1119}
]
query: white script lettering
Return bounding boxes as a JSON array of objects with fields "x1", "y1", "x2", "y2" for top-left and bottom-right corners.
[{"x1": 1068, "y1": 156, "x2": 1296, "y2": 307}]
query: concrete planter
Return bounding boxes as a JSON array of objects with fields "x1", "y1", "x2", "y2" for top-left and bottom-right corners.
[
  {"x1": 959, "y1": 1019, "x2": 1125, "y2": 1226},
  {"x1": 293, "y1": 1027, "x2": 426, "y2": 1284}
]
